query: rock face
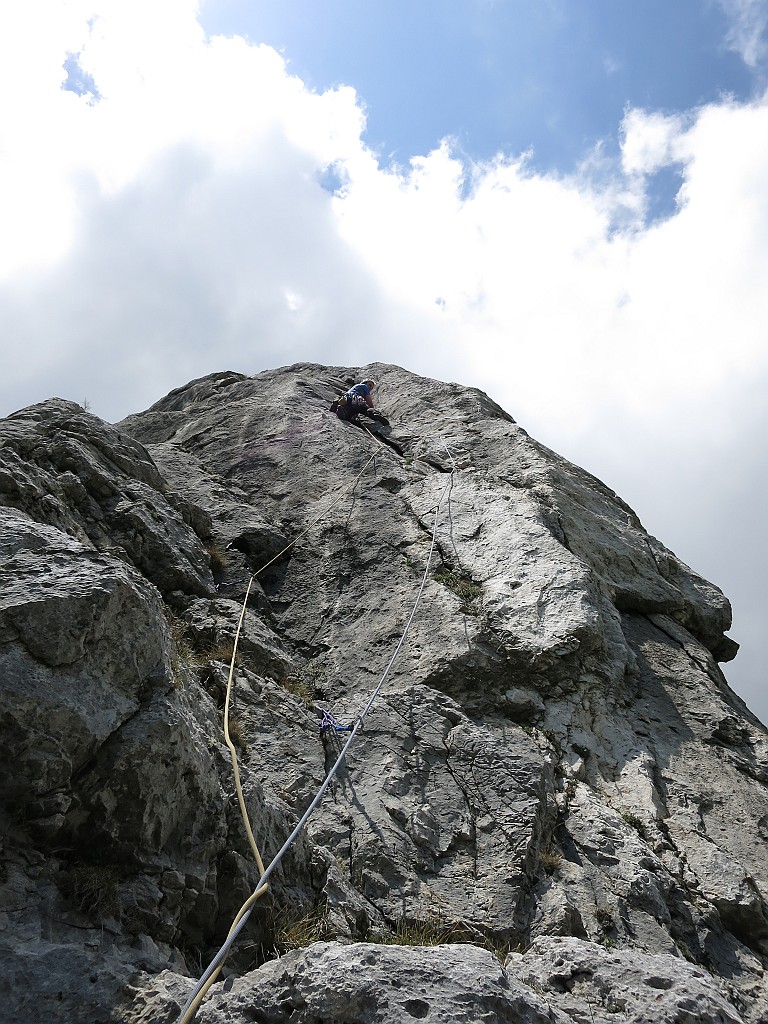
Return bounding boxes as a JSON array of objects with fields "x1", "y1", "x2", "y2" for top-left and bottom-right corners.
[{"x1": 1, "y1": 363, "x2": 767, "y2": 1024}]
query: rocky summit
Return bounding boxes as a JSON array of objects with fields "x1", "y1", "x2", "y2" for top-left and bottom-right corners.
[{"x1": 1, "y1": 362, "x2": 767, "y2": 1024}]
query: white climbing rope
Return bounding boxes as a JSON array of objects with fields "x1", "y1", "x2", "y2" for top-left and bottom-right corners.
[
  {"x1": 178, "y1": 460, "x2": 454, "y2": 1024},
  {"x1": 178, "y1": 447, "x2": 379, "y2": 1024}
]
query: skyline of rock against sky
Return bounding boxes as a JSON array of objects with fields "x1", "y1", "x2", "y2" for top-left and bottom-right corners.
[
  {"x1": 2, "y1": 362, "x2": 767, "y2": 1022},
  {"x1": 0, "y1": 1, "x2": 766, "y2": 720}
]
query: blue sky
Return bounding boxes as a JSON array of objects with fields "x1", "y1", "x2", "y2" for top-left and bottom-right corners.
[
  {"x1": 200, "y1": 0, "x2": 754, "y2": 211},
  {"x1": 1, "y1": 0, "x2": 767, "y2": 720}
]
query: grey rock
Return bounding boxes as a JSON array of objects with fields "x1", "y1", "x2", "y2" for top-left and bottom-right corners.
[
  {"x1": 0, "y1": 399, "x2": 213, "y2": 597},
  {"x1": 121, "y1": 942, "x2": 575, "y2": 1024},
  {"x1": 509, "y1": 935, "x2": 747, "y2": 1023},
  {"x1": 1, "y1": 364, "x2": 766, "y2": 1024},
  {"x1": 309, "y1": 684, "x2": 553, "y2": 940},
  {"x1": 182, "y1": 596, "x2": 294, "y2": 680},
  {"x1": 0, "y1": 510, "x2": 172, "y2": 819},
  {"x1": 0, "y1": 940, "x2": 139, "y2": 1024}
]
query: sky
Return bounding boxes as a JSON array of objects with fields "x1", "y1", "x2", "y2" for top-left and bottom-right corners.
[{"x1": 0, "y1": 0, "x2": 766, "y2": 720}]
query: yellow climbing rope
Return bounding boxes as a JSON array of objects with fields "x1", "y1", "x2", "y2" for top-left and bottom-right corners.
[
  {"x1": 222, "y1": 446, "x2": 378, "y2": 866},
  {"x1": 179, "y1": 448, "x2": 378, "y2": 1024},
  {"x1": 223, "y1": 574, "x2": 266, "y2": 874},
  {"x1": 179, "y1": 428, "x2": 455, "y2": 1024}
]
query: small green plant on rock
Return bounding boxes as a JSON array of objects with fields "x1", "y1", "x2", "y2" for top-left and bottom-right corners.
[
  {"x1": 484, "y1": 936, "x2": 521, "y2": 964},
  {"x1": 165, "y1": 609, "x2": 197, "y2": 685},
  {"x1": 209, "y1": 639, "x2": 242, "y2": 667},
  {"x1": 377, "y1": 914, "x2": 462, "y2": 947},
  {"x1": 281, "y1": 907, "x2": 329, "y2": 949},
  {"x1": 595, "y1": 907, "x2": 615, "y2": 933},
  {"x1": 433, "y1": 568, "x2": 482, "y2": 614},
  {"x1": 205, "y1": 541, "x2": 228, "y2": 575},
  {"x1": 270, "y1": 904, "x2": 330, "y2": 953},
  {"x1": 282, "y1": 661, "x2": 325, "y2": 708},
  {"x1": 621, "y1": 810, "x2": 646, "y2": 837},
  {"x1": 282, "y1": 676, "x2": 315, "y2": 707},
  {"x1": 541, "y1": 728, "x2": 560, "y2": 748},
  {"x1": 374, "y1": 914, "x2": 520, "y2": 963}
]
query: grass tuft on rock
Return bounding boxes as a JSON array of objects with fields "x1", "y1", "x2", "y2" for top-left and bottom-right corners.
[
  {"x1": 539, "y1": 849, "x2": 562, "y2": 875},
  {"x1": 205, "y1": 541, "x2": 228, "y2": 575},
  {"x1": 433, "y1": 568, "x2": 482, "y2": 614},
  {"x1": 375, "y1": 914, "x2": 473, "y2": 947},
  {"x1": 63, "y1": 863, "x2": 122, "y2": 920},
  {"x1": 226, "y1": 713, "x2": 248, "y2": 753},
  {"x1": 282, "y1": 660, "x2": 325, "y2": 708}
]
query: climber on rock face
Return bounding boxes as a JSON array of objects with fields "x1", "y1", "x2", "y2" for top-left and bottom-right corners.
[
  {"x1": 334, "y1": 379, "x2": 389, "y2": 425},
  {"x1": 340, "y1": 379, "x2": 375, "y2": 418}
]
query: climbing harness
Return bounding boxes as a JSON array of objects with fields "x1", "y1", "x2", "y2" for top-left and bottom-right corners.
[
  {"x1": 331, "y1": 387, "x2": 390, "y2": 427},
  {"x1": 178, "y1": 426, "x2": 458, "y2": 1024}
]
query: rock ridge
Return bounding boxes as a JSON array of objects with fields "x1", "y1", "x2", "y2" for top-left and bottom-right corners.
[{"x1": 0, "y1": 362, "x2": 766, "y2": 1023}]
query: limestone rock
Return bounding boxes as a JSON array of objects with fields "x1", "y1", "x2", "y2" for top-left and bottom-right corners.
[
  {"x1": 509, "y1": 935, "x2": 746, "y2": 1023},
  {"x1": 0, "y1": 508, "x2": 172, "y2": 831},
  {"x1": 121, "y1": 942, "x2": 575, "y2": 1024},
  {"x1": 0, "y1": 399, "x2": 213, "y2": 597},
  {"x1": 1, "y1": 363, "x2": 766, "y2": 1024},
  {"x1": 308, "y1": 685, "x2": 553, "y2": 939}
]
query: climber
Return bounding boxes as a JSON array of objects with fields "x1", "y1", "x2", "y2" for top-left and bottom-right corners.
[{"x1": 332, "y1": 379, "x2": 389, "y2": 426}]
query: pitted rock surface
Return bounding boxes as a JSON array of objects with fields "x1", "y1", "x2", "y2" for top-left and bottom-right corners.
[{"x1": 121, "y1": 943, "x2": 575, "y2": 1024}]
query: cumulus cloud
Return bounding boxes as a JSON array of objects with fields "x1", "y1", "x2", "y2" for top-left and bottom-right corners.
[
  {"x1": 620, "y1": 109, "x2": 688, "y2": 175},
  {"x1": 333, "y1": 98, "x2": 768, "y2": 441},
  {"x1": 1, "y1": 1, "x2": 767, "y2": 718}
]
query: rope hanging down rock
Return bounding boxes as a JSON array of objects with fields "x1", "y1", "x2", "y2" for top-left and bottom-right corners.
[
  {"x1": 178, "y1": 451, "x2": 455, "y2": 1024},
  {"x1": 179, "y1": 449, "x2": 378, "y2": 1023}
]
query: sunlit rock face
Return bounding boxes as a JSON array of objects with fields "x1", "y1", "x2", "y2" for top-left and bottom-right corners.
[{"x1": 1, "y1": 363, "x2": 766, "y2": 1024}]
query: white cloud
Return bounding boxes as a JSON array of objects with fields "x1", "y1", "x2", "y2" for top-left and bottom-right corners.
[
  {"x1": 719, "y1": 0, "x2": 768, "y2": 67},
  {"x1": 620, "y1": 109, "x2": 687, "y2": 175},
  {"x1": 1, "y1": 1, "x2": 767, "y2": 720},
  {"x1": 331, "y1": 97, "x2": 768, "y2": 439}
]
